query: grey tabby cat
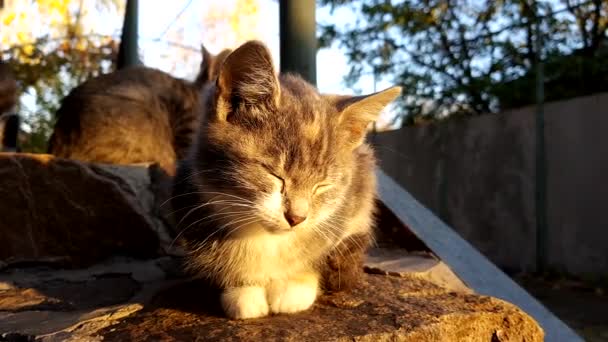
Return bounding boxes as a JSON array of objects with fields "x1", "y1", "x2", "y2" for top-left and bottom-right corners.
[
  {"x1": 172, "y1": 41, "x2": 401, "y2": 319},
  {"x1": 48, "y1": 47, "x2": 230, "y2": 175}
]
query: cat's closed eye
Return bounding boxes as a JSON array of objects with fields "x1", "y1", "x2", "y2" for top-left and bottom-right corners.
[
  {"x1": 313, "y1": 183, "x2": 333, "y2": 195},
  {"x1": 262, "y1": 165, "x2": 285, "y2": 191}
]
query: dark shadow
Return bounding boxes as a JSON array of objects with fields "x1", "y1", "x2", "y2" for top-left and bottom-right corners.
[
  {"x1": 374, "y1": 199, "x2": 431, "y2": 252},
  {"x1": 1, "y1": 114, "x2": 20, "y2": 152},
  {"x1": 144, "y1": 278, "x2": 224, "y2": 317}
]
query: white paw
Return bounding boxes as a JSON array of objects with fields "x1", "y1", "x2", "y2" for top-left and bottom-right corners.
[
  {"x1": 221, "y1": 286, "x2": 269, "y2": 319},
  {"x1": 267, "y1": 275, "x2": 318, "y2": 314}
]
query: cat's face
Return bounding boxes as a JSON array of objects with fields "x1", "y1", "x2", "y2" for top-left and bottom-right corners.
[
  {"x1": 194, "y1": 41, "x2": 400, "y2": 236},
  {"x1": 202, "y1": 89, "x2": 353, "y2": 234}
]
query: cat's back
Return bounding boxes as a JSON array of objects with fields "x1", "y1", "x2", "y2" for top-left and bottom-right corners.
[
  {"x1": 52, "y1": 66, "x2": 198, "y2": 126},
  {"x1": 49, "y1": 66, "x2": 201, "y2": 174}
]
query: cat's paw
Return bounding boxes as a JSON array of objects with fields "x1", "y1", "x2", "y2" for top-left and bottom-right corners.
[
  {"x1": 267, "y1": 274, "x2": 318, "y2": 314},
  {"x1": 221, "y1": 286, "x2": 269, "y2": 319}
]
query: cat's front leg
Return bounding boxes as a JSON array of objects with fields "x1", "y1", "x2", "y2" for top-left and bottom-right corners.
[
  {"x1": 267, "y1": 272, "x2": 319, "y2": 314},
  {"x1": 221, "y1": 285, "x2": 269, "y2": 319}
]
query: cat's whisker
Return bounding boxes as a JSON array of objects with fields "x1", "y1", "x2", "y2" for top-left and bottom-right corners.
[
  {"x1": 176, "y1": 204, "x2": 255, "y2": 231},
  {"x1": 172, "y1": 198, "x2": 252, "y2": 234},
  {"x1": 161, "y1": 191, "x2": 220, "y2": 208},
  {"x1": 332, "y1": 233, "x2": 370, "y2": 267},
  {"x1": 174, "y1": 194, "x2": 254, "y2": 218},
  {"x1": 314, "y1": 222, "x2": 366, "y2": 267},
  {"x1": 223, "y1": 217, "x2": 262, "y2": 239},
  {"x1": 310, "y1": 222, "x2": 349, "y2": 263},
  {"x1": 170, "y1": 211, "x2": 256, "y2": 249},
  {"x1": 162, "y1": 191, "x2": 256, "y2": 208},
  {"x1": 192, "y1": 175, "x2": 258, "y2": 191},
  {"x1": 196, "y1": 210, "x2": 255, "y2": 223},
  {"x1": 309, "y1": 224, "x2": 333, "y2": 245},
  {"x1": 196, "y1": 215, "x2": 260, "y2": 248},
  {"x1": 166, "y1": 199, "x2": 253, "y2": 217},
  {"x1": 174, "y1": 200, "x2": 248, "y2": 229},
  {"x1": 191, "y1": 191, "x2": 257, "y2": 204},
  {"x1": 176, "y1": 169, "x2": 222, "y2": 183}
]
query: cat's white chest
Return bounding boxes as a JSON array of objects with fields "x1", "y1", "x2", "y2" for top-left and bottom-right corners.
[{"x1": 237, "y1": 228, "x2": 307, "y2": 283}]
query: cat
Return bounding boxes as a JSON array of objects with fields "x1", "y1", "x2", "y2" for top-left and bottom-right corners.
[
  {"x1": 48, "y1": 46, "x2": 230, "y2": 175},
  {"x1": 195, "y1": 45, "x2": 233, "y2": 89},
  {"x1": 171, "y1": 40, "x2": 401, "y2": 319}
]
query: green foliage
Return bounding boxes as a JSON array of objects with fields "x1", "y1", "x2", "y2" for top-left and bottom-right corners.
[
  {"x1": 318, "y1": 0, "x2": 608, "y2": 125},
  {"x1": 492, "y1": 46, "x2": 608, "y2": 109},
  {"x1": 2, "y1": 37, "x2": 118, "y2": 152},
  {"x1": 0, "y1": 0, "x2": 122, "y2": 152},
  {"x1": 19, "y1": 112, "x2": 55, "y2": 153}
]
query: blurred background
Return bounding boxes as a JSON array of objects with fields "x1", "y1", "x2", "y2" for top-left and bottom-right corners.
[
  {"x1": 1, "y1": 0, "x2": 607, "y2": 340},
  {"x1": 1, "y1": 0, "x2": 606, "y2": 150}
]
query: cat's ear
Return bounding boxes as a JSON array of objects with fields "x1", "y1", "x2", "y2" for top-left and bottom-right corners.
[
  {"x1": 336, "y1": 86, "x2": 401, "y2": 147},
  {"x1": 195, "y1": 45, "x2": 213, "y2": 86},
  {"x1": 215, "y1": 40, "x2": 280, "y2": 122},
  {"x1": 195, "y1": 45, "x2": 232, "y2": 86}
]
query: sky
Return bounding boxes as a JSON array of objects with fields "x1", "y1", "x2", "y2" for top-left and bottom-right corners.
[
  {"x1": 137, "y1": 0, "x2": 392, "y2": 95},
  {"x1": 0, "y1": 0, "x2": 397, "y2": 128},
  {"x1": 135, "y1": 0, "x2": 396, "y2": 127}
]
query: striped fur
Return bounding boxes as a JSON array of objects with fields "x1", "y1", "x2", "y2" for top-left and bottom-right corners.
[
  {"x1": 172, "y1": 41, "x2": 401, "y2": 319},
  {"x1": 48, "y1": 47, "x2": 230, "y2": 175}
]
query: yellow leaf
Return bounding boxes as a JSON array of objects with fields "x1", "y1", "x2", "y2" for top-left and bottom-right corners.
[
  {"x1": 76, "y1": 39, "x2": 87, "y2": 51},
  {"x1": 23, "y1": 44, "x2": 34, "y2": 56},
  {"x1": 17, "y1": 31, "x2": 30, "y2": 44},
  {"x1": 2, "y1": 12, "x2": 16, "y2": 26}
]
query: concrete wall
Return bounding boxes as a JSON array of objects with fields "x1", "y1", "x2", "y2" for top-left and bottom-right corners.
[{"x1": 372, "y1": 92, "x2": 608, "y2": 276}]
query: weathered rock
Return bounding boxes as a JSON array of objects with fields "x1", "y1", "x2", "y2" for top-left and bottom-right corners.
[
  {"x1": 365, "y1": 248, "x2": 472, "y2": 293},
  {"x1": 0, "y1": 288, "x2": 61, "y2": 312},
  {"x1": 0, "y1": 258, "x2": 173, "y2": 338},
  {"x1": 98, "y1": 274, "x2": 543, "y2": 341},
  {"x1": 0, "y1": 303, "x2": 144, "y2": 341},
  {"x1": 0, "y1": 153, "x2": 546, "y2": 341},
  {"x1": 0, "y1": 153, "x2": 165, "y2": 267},
  {"x1": 0, "y1": 276, "x2": 139, "y2": 313},
  {"x1": 0, "y1": 255, "x2": 544, "y2": 342}
]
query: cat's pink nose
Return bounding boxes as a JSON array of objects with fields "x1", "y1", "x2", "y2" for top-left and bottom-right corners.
[{"x1": 284, "y1": 212, "x2": 306, "y2": 227}]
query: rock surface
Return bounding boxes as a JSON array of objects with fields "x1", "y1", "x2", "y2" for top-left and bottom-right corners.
[
  {"x1": 0, "y1": 253, "x2": 543, "y2": 341},
  {"x1": 0, "y1": 257, "x2": 174, "y2": 340},
  {"x1": 365, "y1": 248, "x2": 472, "y2": 294},
  {"x1": 101, "y1": 274, "x2": 542, "y2": 341},
  {"x1": 0, "y1": 153, "x2": 168, "y2": 267},
  {"x1": 0, "y1": 153, "x2": 545, "y2": 341}
]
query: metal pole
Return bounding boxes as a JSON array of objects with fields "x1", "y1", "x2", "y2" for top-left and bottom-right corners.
[
  {"x1": 279, "y1": 0, "x2": 316, "y2": 85},
  {"x1": 372, "y1": 70, "x2": 377, "y2": 134},
  {"x1": 1, "y1": 114, "x2": 20, "y2": 152},
  {"x1": 117, "y1": 0, "x2": 141, "y2": 69},
  {"x1": 534, "y1": 11, "x2": 547, "y2": 273}
]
